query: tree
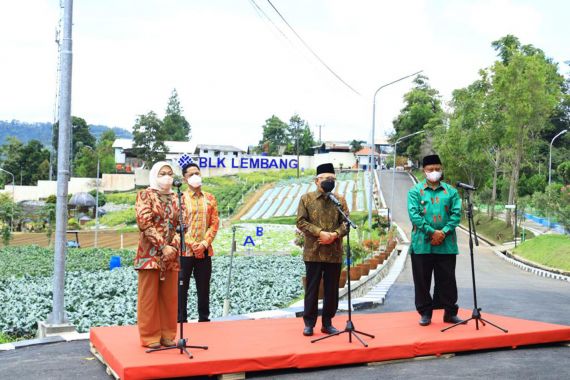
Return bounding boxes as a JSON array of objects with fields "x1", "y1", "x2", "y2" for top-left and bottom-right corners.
[
  {"x1": 162, "y1": 89, "x2": 191, "y2": 141},
  {"x1": 0, "y1": 138, "x2": 50, "y2": 185},
  {"x1": 287, "y1": 114, "x2": 315, "y2": 156},
  {"x1": 52, "y1": 116, "x2": 96, "y2": 165},
  {"x1": 73, "y1": 130, "x2": 117, "y2": 178},
  {"x1": 96, "y1": 130, "x2": 117, "y2": 174},
  {"x1": 258, "y1": 115, "x2": 289, "y2": 156},
  {"x1": 0, "y1": 137, "x2": 23, "y2": 185},
  {"x1": 73, "y1": 145, "x2": 98, "y2": 177},
  {"x1": 491, "y1": 36, "x2": 564, "y2": 227},
  {"x1": 132, "y1": 111, "x2": 168, "y2": 166},
  {"x1": 433, "y1": 74, "x2": 491, "y2": 188},
  {"x1": 558, "y1": 161, "x2": 570, "y2": 184},
  {"x1": 392, "y1": 75, "x2": 444, "y2": 164},
  {"x1": 0, "y1": 193, "x2": 20, "y2": 242},
  {"x1": 350, "y1": 140, "x2": 366, "y2": 152}
]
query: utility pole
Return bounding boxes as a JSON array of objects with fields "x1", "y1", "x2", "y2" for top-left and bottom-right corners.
[{"x1": 43, "y1": 0, "x2": 75, "y2": 334}]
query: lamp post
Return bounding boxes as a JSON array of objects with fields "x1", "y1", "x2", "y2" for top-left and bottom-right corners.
[
  {"x1": 368, "y1": 70, "x2": 422, "y2": 228},
  {"x1": 549, "y1": 129, "x2": 568, "y2": 185},
  {"x1": 390, "y1": 130, "x2": 425, "y2": 223},
  {"x1": 83, "y1": 145, "x2": 100, "y2": 248},
  {"x1": 547, "y1": 129, "x2": 567, "y2": 229},
  {"x1": 0, "y1": 168, "x2": 15, "y2": 232}
]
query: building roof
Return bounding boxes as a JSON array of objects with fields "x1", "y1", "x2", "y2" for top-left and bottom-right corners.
[
  {"x1": 113, "y1": 139, "x2": 196, "y2": 154},
  {"x1": 355, "y1": 147, "x2": 381, "y2": 156},
  {"x1": 313, "y1": 141, "x2": 351, "y2": 151},
  {"x1": 195, "y1": 144, "x2": 245, "y2": 153}
]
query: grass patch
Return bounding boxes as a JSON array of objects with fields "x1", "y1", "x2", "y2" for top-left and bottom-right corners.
[
  {"x1": 239, "y1": 216, "x2": 297, "y2": 225},
  {"x1": 466, "y1": 214, "x2": 535, "y2": 244},
  {"x1": 85, "y1": 207, "x2": 136, "y2": 228},
  {"x1": 105, "y1": 191, "x2": 137, "y2": 205},
  {"x1": 0, "y1": 331, "x2": 14, "y2": 343},
  {"x1": 512, "y1": 234, "x2": 570, "y2": 271}
]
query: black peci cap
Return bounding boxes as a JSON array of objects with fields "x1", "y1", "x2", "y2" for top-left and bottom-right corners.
[
  {"x1": 422, "y1": 154, "x2": 442, "y2": 167},
  {"x1": 316, "y1": 163, "x2": 335, "y2": 175}
]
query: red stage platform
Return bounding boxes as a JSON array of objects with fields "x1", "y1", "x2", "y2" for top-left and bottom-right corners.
[{"x1": 90, "y1": 309, "x2": 570, "y2": 380}]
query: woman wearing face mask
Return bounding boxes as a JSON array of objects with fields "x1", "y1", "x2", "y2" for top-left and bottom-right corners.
[
  {"x1": 177, "y1": 162, "x2": 219, "y2": 324},
  {"x1": 134, "y1": 161, "x2": 181, "y2": 348},
  {"x1": 407, "y1": 154, "x2": 464, "y2": 327}
]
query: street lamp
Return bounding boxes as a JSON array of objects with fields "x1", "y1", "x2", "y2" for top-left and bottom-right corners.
[
  {"x1": 390, "y1": 130, "x2": 426, "y2": 223},
  {"x1": 368, "y1": 70, "x2": 422, "y2": 228},
  {"x1": 0, "y1": 167, "x2": 15, "y2": 232},
  {"x1": 547, "y1": 129, "x2": 567, "y2": 230},
  {"x1": 549, "y1": 129, "x2": 568, "y2": 185},
  {"x1": 83, "y1": 146, "x2": 101, "y2": 248}
]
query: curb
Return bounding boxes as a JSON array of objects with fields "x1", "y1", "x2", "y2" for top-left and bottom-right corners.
[
  {"x1": 492, "y1": 250, "x2": 570, "y2": 282},
  {"x1": 457, "y1": 224, "x2": 570, "y2": 283}
]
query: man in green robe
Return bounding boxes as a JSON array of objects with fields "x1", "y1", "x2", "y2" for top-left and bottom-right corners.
[{"x1": 407, "y1": 154, "x2": 465, "y2": 326}]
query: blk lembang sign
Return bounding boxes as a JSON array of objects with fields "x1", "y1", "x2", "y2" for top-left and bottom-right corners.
[{"x1": 196, "y1": 157, "x2": 299, "y2": 169}]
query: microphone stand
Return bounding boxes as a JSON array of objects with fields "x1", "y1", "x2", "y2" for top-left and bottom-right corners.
[
  {"x1": 441, "y1": 188, "x2": 508, "y2": 333},
  {"x1": 146, "y1": 182, "x2": 209, "y2": 358},
  {"x1": 312, "y1": 195, "x2": 375, "y2": 347}
]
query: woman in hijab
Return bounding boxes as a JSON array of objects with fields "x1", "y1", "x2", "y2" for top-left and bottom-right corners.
[{"x1": 134, "y1": 161, "x2": 180, "y2": 348}]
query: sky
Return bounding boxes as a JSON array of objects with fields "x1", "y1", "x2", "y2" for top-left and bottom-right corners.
[{"x1": 0, "y1": 0, "x2": 568, "y2": 150}]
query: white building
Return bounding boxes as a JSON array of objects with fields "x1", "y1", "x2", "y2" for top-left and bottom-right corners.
[
  {"x1": 112, "y1": 139, "x2": 197, "y2": 171},
  {"x1": 194, "y1": 144, "x2": 245, "y2": 159}
]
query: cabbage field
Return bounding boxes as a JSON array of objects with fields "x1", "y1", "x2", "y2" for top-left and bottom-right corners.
[{"x1": 0, "y1": 246, "x2": 304, "y2": 338}]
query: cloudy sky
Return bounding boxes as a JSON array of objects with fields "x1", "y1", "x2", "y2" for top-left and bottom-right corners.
[{"x1": 0, "y1": 0, "x2": 568, "y2": 149}]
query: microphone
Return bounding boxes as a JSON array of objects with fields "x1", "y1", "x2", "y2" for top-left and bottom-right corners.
[
  {"x1": 327, "y1": 192, "x2": 342, "y2": 207},
  {"x1": 173, "y1": 178, "x2": 183, "y2": 188},
  {"x1": 456, "y1": 181, "x2": 477, "y2": 191}
]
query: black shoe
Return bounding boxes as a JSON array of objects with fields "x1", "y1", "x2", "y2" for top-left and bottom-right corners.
[
  {"x1": 443, "y1": 315, "x2": 466, "y2": 324},
  {"x1": 303, "y1": 326, "x2": 314, "y2": 336},
  {"x1": 198, "y1": 318, "x2": 210, "y2": 322},
  {"x1": 419, "y1": 314, "x2": 432, "y2": 326},
  {"x1": 321, "y1": 325, "x2": 340, "y2": 334}
]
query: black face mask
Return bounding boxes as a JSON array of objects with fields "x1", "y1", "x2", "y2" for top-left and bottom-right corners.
[{"x1": 321, "y1": 179, "x2": 335, "y2": 193}]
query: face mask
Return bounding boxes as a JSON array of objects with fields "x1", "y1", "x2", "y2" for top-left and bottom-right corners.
[
  {"x1": 188, "y1": 174, "x2": 202, "y2": 188},
  {"x1": 156, "y1": 175, "x2": 173, "y2": 190},
  {"x1": 425, "y1": 171, "x2": 442, "y2": 183},
  {"x1": 321, "y1": 179, "x2": 335, "y2": 193}
]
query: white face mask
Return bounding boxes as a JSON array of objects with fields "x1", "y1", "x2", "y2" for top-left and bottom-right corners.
[
  {"x1": 188, "y1": 174, "x2": 202, "y2": 188},
  {"x1": 156, "y1": 175, "x2": 173, "y2": 190},
  {"x1": 425, "y1": 171, "x2": 442, "y2": 183}
]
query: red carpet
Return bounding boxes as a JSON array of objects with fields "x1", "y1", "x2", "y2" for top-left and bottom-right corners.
[{"x1": 90, "y1": 309, "x2": 570, "y2": 380}]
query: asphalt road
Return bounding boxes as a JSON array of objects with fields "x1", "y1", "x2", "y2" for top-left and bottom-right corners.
[{"x1": 1, "y1": 170, "x2": 568, "y2": 379}]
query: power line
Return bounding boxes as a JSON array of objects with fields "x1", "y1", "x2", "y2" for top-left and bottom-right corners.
[
  {"x1": 265, "y1": 0, "x2": 361, "y2": 96},
  {"x1": 249, "y1": 0, "x2": 292, "y2": 44}
]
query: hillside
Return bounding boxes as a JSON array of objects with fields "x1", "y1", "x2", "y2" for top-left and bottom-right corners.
[{"x1": 0, "y1": 120, "x2": 132, "y2": 146}]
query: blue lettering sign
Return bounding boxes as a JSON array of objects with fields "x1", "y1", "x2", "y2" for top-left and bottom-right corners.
[
  {"x1": 243, "y1": 236, "x2": 255, "y2": 246},
  {"x1": 268, "y1": 159, "x2": 278, "y2": 169},
  {"x1": 198, "y1": 157, "x2": 208, "y2": 168},
  {"x1": 256, "y1": 227, "x2": 264, "y2": 237},
  {"x1": 290, "y1": 159, "x2": 299, "y2": 169},
  {"x1": 250, "y1": 158, "x2": 259, "y2": 169},
  {"x1": 231, "y1": 158, "x2": 239, "y2": 168},
  {"x1": 217, "y1": 158, "x2": 226, "y2": 168}
]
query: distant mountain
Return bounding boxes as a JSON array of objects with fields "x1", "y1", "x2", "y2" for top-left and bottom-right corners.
[{"x1": 0, "y1": 120, "x2": 132, "y2": 147}]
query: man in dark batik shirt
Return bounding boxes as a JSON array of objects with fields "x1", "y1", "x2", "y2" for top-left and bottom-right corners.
[{"x1": 297, "y1": 162, "x2": 349, "y2": 337}]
